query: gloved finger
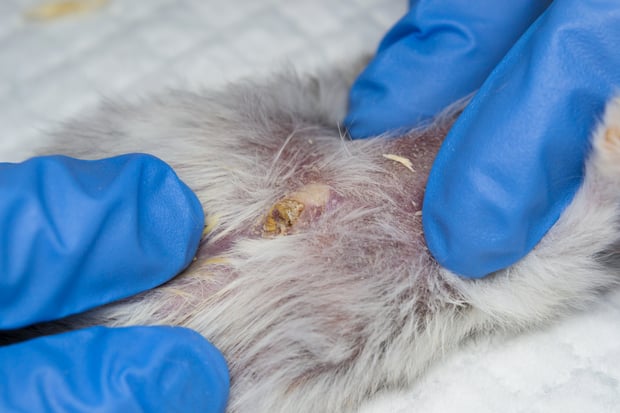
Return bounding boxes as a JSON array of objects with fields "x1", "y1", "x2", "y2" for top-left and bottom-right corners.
[
  {"x1": 423, "y1": 0, "x2": 620, "y2": 278},
  {"x1": 0, "y1": 154, "x2": 204, "y2": 329},
  {"x1": 0, "y1": 326, "x2": 229, "y2": 413},
  {"x1": 345, "y1": 0, "x2": 552, "y2": 139}
]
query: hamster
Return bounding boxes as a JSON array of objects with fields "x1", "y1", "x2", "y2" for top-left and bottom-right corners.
[{"x1": 7, "y1": 62, "x2": 620, "y2": 413}]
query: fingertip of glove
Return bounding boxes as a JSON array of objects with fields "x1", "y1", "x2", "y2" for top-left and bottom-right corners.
[
  {"x1": 422, "y1": 159, "x2": 509, "y2": 279},
  {"x1": 152, "y1": 326, "x2": 230, "y2": 413},
  {"x1": 344, "y1": 45, "x2": 452, "y2": 139},
  {"x1": 0, "y1": 326, "x2": 229, "y2": 413},
  {"x1": 422, "y1": 205, "x2": 489, "y2": 279},
  {"x1": 422, "y1": 158, "x2": 570, "y2": 279},
  {"x1": 344, "y1": 84, "x2": 409, "y2": 140},
  {"x1": 129, "y1": 153, "x2": 205, "y2": 266},
  {"x1": 103, "y1": 326, "x2": 230, "y2": 412},
  {"x1": 344, "y1": 83, "x2": 382, "y2": 140}
]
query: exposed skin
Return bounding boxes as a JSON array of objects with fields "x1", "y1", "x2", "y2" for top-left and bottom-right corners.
[{"x1": 3, "y1": 66, "x2": 620, "y2": 413}]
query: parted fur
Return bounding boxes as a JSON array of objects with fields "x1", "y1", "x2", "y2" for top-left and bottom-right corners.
[{"x1": 25, "y1": 64, "x2": 620, "y2": 412}]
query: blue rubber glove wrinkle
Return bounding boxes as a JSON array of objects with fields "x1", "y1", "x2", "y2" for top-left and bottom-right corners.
[
  {"x1": 345, "y1": 0, "x2": 552, "y2": 138},
  {"x1": 0, "y1": 326, "x2": 229, "y2": 412},
  {"x1": 0, "y1": 154, "x2": 204, "y2": 328},
  {"x1": 423, "y1": 0, "x2": 620, "y2": 277}
]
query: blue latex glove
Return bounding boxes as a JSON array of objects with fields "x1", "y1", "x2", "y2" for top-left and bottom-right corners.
[
  {"x1": 346, "y1": 0, "x2": 620, "y2": 278},
  {"x1": 0, "y1": 154, "x2": 229, "y2": 412}
]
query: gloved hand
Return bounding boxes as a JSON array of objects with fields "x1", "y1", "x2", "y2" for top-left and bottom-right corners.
[
  {"x1": 345, "y1": 0, "x2": 620, "y2": 278},
  {"x1": 0, "y1": 154, "x2": 229, "y2": 412}
]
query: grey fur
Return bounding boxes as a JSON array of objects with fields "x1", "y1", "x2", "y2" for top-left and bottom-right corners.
[{"x1": 16, "y1": 64, "x2": 620, "y2": 412}]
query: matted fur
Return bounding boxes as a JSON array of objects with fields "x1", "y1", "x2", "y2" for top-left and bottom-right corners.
[{"x1": 13, "y1": 64, "x2": 620, "y2": 412}]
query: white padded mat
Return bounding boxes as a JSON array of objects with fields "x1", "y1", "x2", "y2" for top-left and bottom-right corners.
[{"x1": 2, "y1": 1, "x2": 620, "y2": 412}]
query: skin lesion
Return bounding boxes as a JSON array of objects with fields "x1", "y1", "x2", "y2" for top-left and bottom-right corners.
[
  {"x1": 262, "y1": 183, "x2": 332, "y2": 237},
  {"x1": 263, "y1": 198, "x2": 305, "y2": 236}
]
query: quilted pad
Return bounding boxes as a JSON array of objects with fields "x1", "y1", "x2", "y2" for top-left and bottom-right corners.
[{"x1": 1, "y1": 1, "x2": 619, "y2": 412}]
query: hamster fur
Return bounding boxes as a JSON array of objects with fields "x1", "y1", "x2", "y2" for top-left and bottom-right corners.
[{"x1": 6, "y1": 62, "x2": 620, "y2": 412}]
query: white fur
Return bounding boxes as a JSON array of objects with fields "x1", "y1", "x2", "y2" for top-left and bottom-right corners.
[{"x1": 26, "y1": 66, "x2": 620, "y2": 412}]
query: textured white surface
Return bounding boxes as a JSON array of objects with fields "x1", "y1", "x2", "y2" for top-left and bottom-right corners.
[{"x1": 2, "y1": 1, "x2": 620, "y2": 411}]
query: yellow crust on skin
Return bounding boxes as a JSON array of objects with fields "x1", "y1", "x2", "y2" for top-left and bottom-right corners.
[
  {"x1": 263, "y1": 199, "x2": 305, "y2": 236},
  {"x1": 262, "y1": 183, "x2": 331, "y2": 237}
]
